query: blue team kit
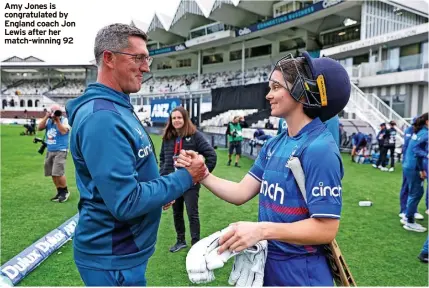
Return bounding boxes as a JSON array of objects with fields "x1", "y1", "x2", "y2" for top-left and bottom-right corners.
[
  {"x1": 249, "y1": 118, "x2": 343, "y2": 286},
  {"x1": 66, "y1": 83, "x2": 194, "y2": 271}
]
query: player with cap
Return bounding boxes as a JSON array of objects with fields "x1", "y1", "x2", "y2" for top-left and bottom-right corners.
[{"x1": 176, "y1": 52, "x2": 350, "y2": 286}]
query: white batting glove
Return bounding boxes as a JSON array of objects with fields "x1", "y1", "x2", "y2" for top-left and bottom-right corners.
[
  {"x1": 186, "y1": 227, "x2": 233, "y2": 284},
  {"x1": 228, "y1": 240, "x2": 268, "y2": 287},
  {"x1": 205, "y1": 246, "x2": 239, "y2": 270}
]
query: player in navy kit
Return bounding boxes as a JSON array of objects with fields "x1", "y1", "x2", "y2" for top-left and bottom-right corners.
[{"x1": 177, "y1": 52, "x2": 350, "y2": 286}]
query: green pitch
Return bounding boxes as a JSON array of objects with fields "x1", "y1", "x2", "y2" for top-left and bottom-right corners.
[{"x1": 1, "y1": 125, "x2": 427, "y2": 286}]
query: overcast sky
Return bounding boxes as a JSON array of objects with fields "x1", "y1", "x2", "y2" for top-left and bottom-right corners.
[{"x1": 0, "y1": 0, "x2": 183, "y2": 64}]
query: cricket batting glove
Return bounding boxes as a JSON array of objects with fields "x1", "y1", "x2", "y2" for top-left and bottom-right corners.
[
  {"x1": 186, "y1": 227, "x2": 233, "y2": 284},
  {"x1": 228, "y1": 240, "x2": 268, "y2": 287}
]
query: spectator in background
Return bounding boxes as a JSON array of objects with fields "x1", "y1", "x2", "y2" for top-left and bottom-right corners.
[
  {"x1": 376, "y1": 123, "x2": 387, "y2": 149},
  {"x1": 265, "y1": 119, "x2": 274, "y2": 129},
  {"x1": 185, "y1": 78, "x2": 191, "y2": 87},
  {"x1": 398, "y1": 117, "x2": 422, "y2": 220},
  {"x1": 377, "y1": 120, "x2": 397, "y2": 172},
  {"x1": 401, "y1": 113, "x2": 428, "y2": 232},
  {"x1": 253, "y1": 128, "x2": 265, "y2": 139},
  {"x1": 253, "y1": 128, "x2": 272, "y2": 143},
  {"x1": 226, "y1": 116, "x2": 243, "y2": 167},
  {"x1": 30, "y1": 117, "x2": 36, "y2": 131},
  {"x1": 412, "y1": 113, "x2": 428, "y2": 216},
  {"x1": 351, "y1": 131, "x2": 368, "y2": 162},
  {"x1": 38, "y1": 104, "x2": 70, "y2": 202},
  {"x1": 373, "y1": 123, "x2": 387, "y2": 167},
  {"x1": 339, "y1": 123, "x2": 345, "y2": 147},
  {"x1": 159, "y1": 106, "x2": 217, "y2": 253},
  {"x1": 239, "y1": 115, "x2": 249, "y2": 128},
  {"x1": 418, "y1": 238, "x2": 428, "y2": 263}
]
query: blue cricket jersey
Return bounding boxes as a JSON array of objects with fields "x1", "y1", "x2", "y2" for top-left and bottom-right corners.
[
  {"x1": 249, "y1": 118, "x2": 343, "y2": 259},
  {"x1": 402, "y1": 125, "x2": 414, "y2": 161},
  {"x1": 403, "y1": 127, "x2": 428, "y2": 171},
  {"x1": 278, "y1": 116, "x2": 340, "y2": 148}
]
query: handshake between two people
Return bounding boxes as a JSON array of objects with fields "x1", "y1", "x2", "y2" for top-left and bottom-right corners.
[
  {"x1": 175, "y1": 150, "x2": 210, "y2": 184},
  {"x1": 162, "y1": 150, "x2": 210, "y2": 211}
]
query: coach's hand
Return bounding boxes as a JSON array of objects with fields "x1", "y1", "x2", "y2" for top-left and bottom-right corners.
[
  {"x1": 218, "y1": 222, "x2": 264, "y2": 254},
  {"x1": 176, "y1": 150, "x2": 209, "y2": 184},
  {"x1": 176, "y1": 150, "x2": 202, "y2": 167},
  {"x1": 163, "y1": 200, "x2": 175, "y2": 211}
]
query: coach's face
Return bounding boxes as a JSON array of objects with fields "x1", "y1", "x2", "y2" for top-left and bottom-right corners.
[
  {"x1": 113, "y1": 36, "x2": 150, "y2": 94},
  {"x1": 266, "y1": 70, "x2": 300, "y2": 118}
]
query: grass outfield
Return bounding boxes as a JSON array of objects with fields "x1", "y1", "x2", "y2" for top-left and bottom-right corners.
[{"x1": 1, "y1": 124, "x2": 428, "y2": 286}]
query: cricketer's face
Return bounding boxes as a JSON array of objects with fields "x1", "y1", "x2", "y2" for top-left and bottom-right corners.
[{"x1": 266, "y1": 70, "x2": 301, "y2": 118}]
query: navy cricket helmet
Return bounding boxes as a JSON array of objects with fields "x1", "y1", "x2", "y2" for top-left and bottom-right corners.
[{"x1": 269, "y1": 51, "x2": 351, "y2": 122}]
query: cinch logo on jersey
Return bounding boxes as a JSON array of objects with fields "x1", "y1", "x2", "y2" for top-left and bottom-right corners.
[
  {"x1": 151, "y1": 103, "x2": 170, "y2": 118},
  {"x1": 311, "y1": 182, "x2": 342, "y2": 197},
  {"x1": 260, "y1": 180, "x2": 284, "y2": 204},
  {"x1": 138, "y1": 144, "x2": 153, "y2": 158}
]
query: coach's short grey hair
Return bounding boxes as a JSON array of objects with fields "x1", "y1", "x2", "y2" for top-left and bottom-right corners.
[{"x1": 94, "y1": 23, "x2": 148, "y2": 66}]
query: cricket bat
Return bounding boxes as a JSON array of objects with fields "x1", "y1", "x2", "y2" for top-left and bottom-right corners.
[{"x1": 286, "y1": 157, "x2": 357, "y2": 287}]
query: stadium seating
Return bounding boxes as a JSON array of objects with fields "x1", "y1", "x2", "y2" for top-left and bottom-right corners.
[
  {"x1": 2, "y1": 80, "x2": 54, "y2": 95},
  {"x1": 251, "y1": 116, "x2": 281, "y2": 129},
  {"x1": 2, "y1": 79, "x2": 86, "y2": 96},
  {"x1": 200, "y1": 109, "x2": 258, "y2": 127},
  {"x1": 136, "y1": 65, "x2": 271, "y2": 94},
  {"x1": 46, "y1": 80, "x2": 85, "y2": 96}
]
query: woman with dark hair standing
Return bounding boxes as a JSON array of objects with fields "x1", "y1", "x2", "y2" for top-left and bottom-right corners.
[
  {"x1": 159, "y1": 106, "x2": 217, "y2": 252},
  {"x1": 401, "y1": 112, "x2": 428, "y2": 233}
]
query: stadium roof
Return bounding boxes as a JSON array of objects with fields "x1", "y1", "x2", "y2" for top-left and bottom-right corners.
[
  {"x1": 143, "y1": 0, "x2": 367, "y2": 48},
  {"x1": 2, "y1": 56, "x2": 44, "y2": 63},
  {"x1": 233, "y1": 0, "x2": 280, "y2": 17},
  {"x1": 168, "y1": 0, "x2": 214, "y2": 38},
  {"x1": 209, "y1": 0, "x2": 266, "y2": 27},
  {"x1": 131, "y1": 19, "x2": 149, "y2": 32},
  {"x1": 147, "y1": 12, "x2": 185, "y2": 43}
]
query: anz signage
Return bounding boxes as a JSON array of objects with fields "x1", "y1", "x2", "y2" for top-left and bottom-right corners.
[
  {"x1": 150, "y1": 98, "x2": 181, "y2": 123},
  {"x1": 235, "y1": 0, "x2": 343, "y2": 37}
]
